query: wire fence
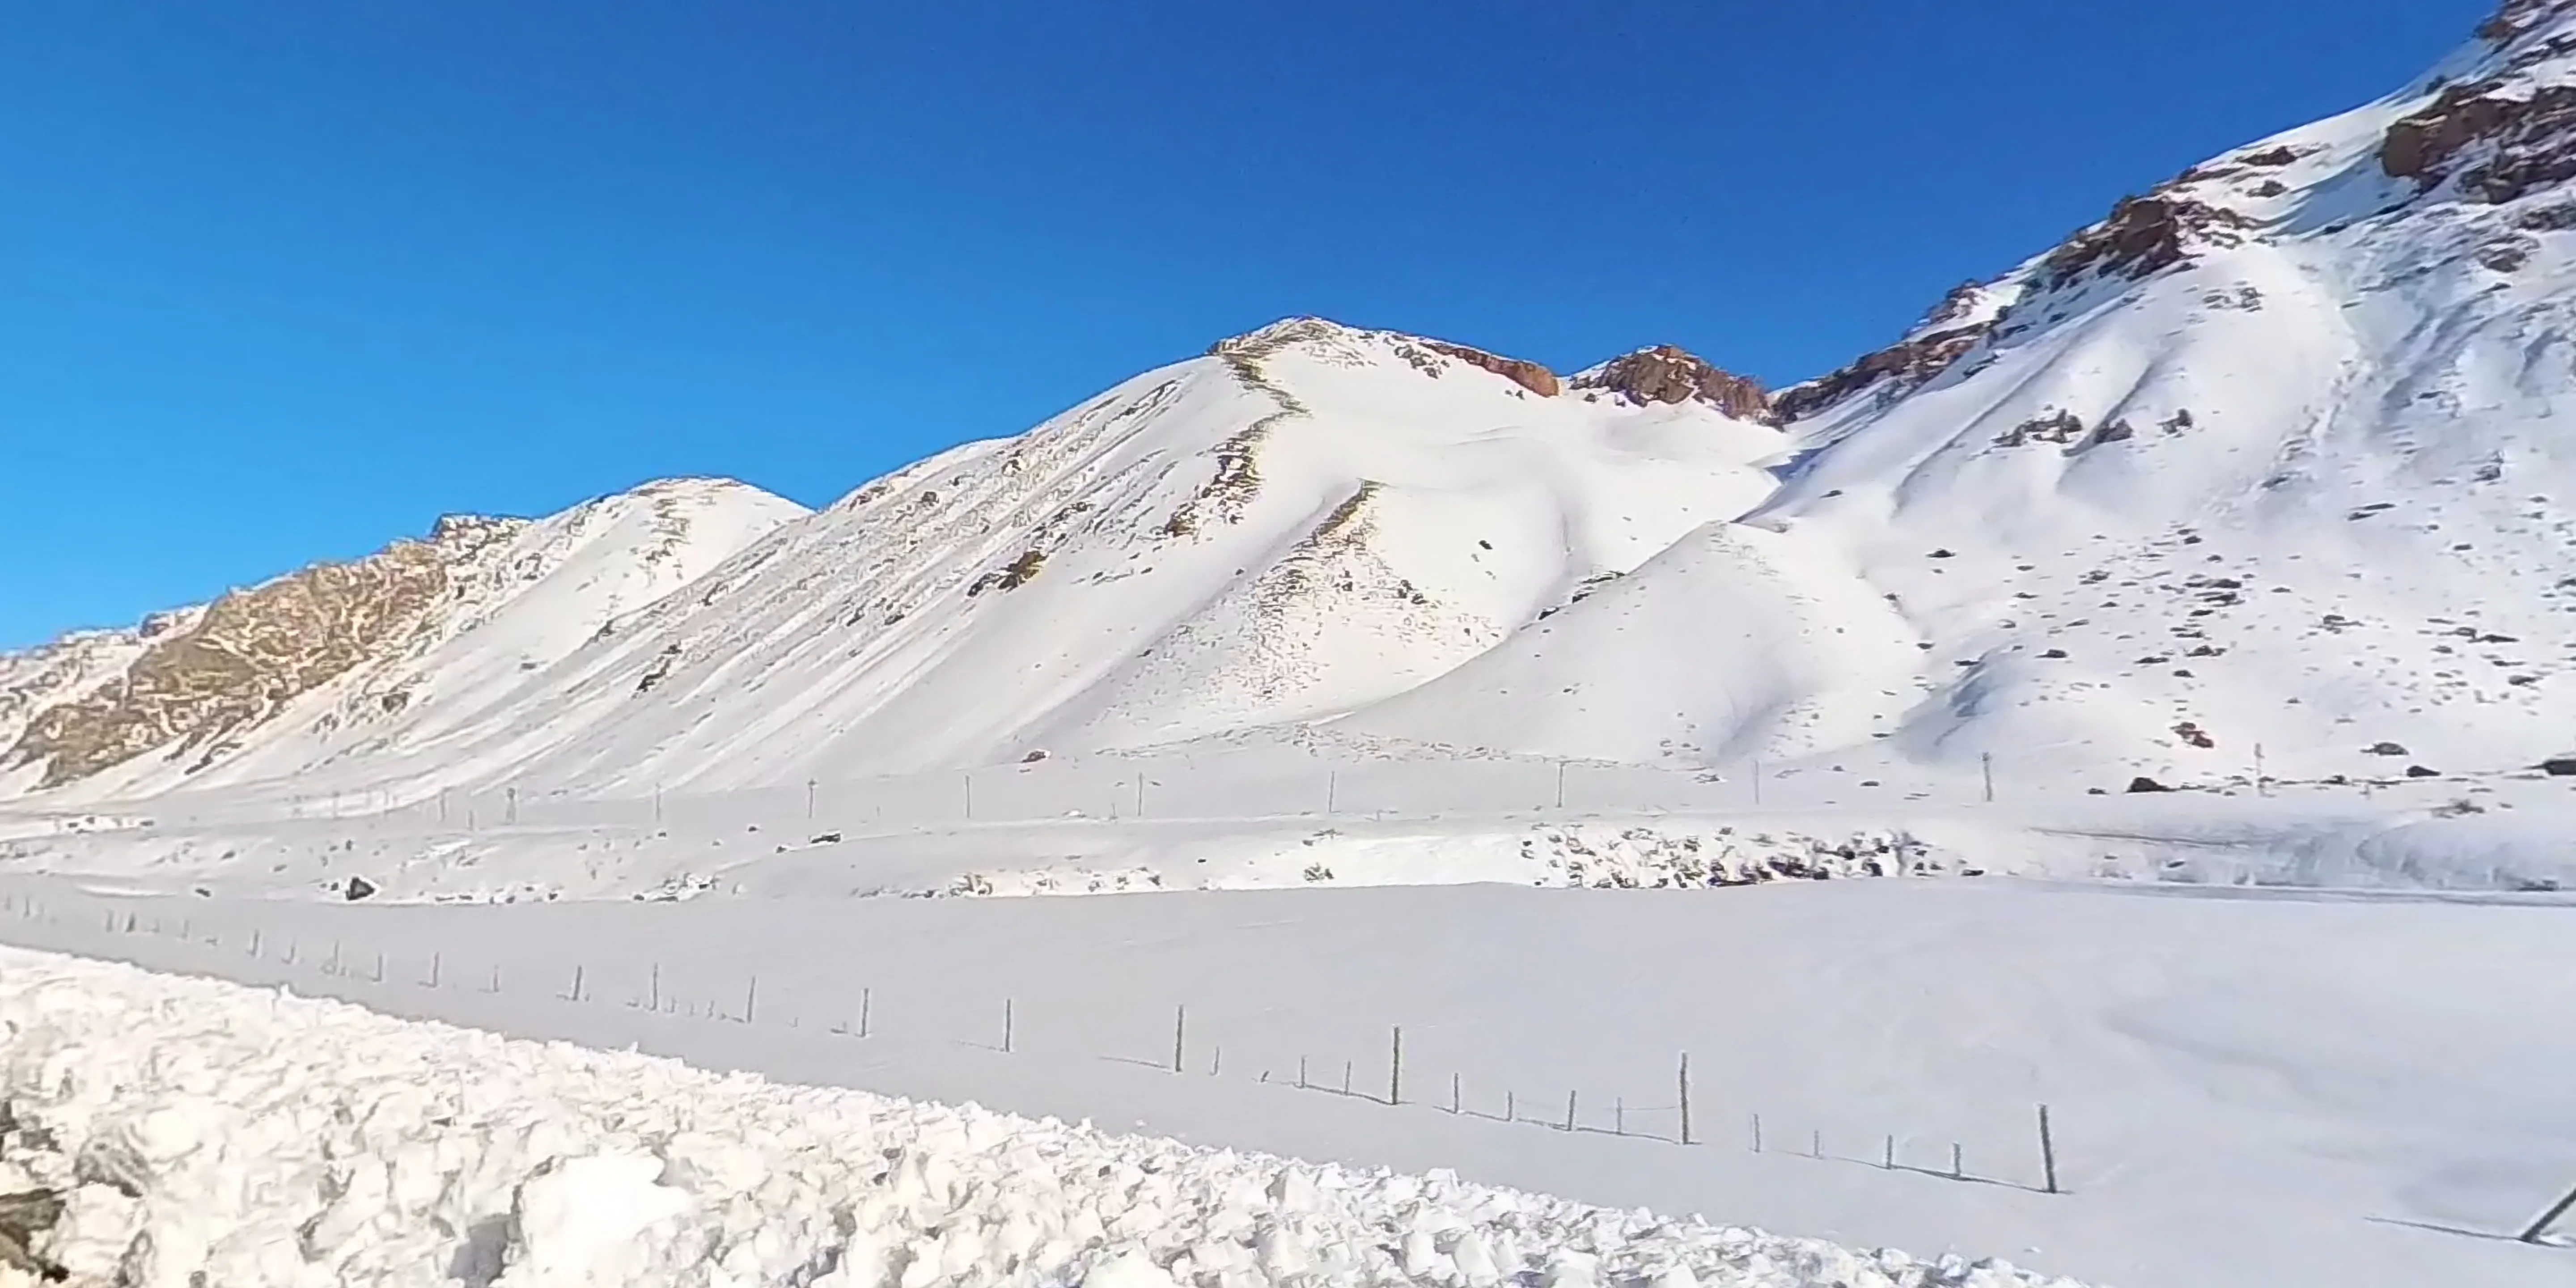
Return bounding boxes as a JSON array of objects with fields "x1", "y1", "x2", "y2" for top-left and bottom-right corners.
[
  {"x1": 9, "y1": 890, "x2": 2574, "y2": 1249},
  {"x1": 16, "y1": 753, "x2": 2025, "y2": 840},
  {"x1": 53, "y1": 898, "x2": 2087, "y2": 1196}
]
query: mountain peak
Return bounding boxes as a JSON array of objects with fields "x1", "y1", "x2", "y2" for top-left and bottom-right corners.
[
  {"x1": 1208, "y1": 316, "x2": 1366, "y2": 356},
  {"x1": 429, "y1": 512, "x2": 519, "y2": 542},
  {"x1": 1209, "y1": 317, "x2": 1562, "y2": 396}
]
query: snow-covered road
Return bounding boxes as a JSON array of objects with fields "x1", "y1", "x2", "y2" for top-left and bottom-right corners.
[{"x1": 0, "y1": 945, "x2": 2085, "y2": 1288}]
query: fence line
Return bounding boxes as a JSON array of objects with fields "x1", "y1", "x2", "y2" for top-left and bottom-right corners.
[
  {"x1": 28, "y1": 750, "x2": 2026, "y2": 843},
  {"x1": 44, "y1": 901, "x2": 2085, "y2": 1199}
]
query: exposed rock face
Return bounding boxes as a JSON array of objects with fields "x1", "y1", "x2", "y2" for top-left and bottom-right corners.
[
  {"x1": 1421, "y1": 340, "x2": 1560, "y2": 397},
  {"x1": 2482, "y1": 0, "x2": 2562, "y2": 44},
  {"x1": 1572, "y1": 346, "x2": 1771, "y2": 420},
  {"x1": 1774, "y1": 320, "x2": 1986, "y2": 424},
  {"x1": 2382, "y1": 80, "x2": 2576, "y2": 203},
  {"x1": 4, "y1": 517, "x2": 523, "y2": 788},
  {"x1": 0, "y1": 610, "x2": 201, "y2": 753},
  {"x1": 2040, "y1": 195, "x2": 2257, "y2": 285}
]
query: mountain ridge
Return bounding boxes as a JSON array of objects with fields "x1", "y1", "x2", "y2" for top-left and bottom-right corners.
[{"x1": 10, "y1": 2, "x2": 2576, "y2": 803}]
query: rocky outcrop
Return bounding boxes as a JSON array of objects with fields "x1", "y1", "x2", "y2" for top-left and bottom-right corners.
[
  {"x1": 2481, "y1": 0, "x2": 2562, "y2": 44},
  {"x1": 1571, "y1": 346, "x2": 1771, "y2": 420},
  {"x1": 2382, "y1": 80, "x2": 2576, "y2": 203},
  {"x1": 4, "y1": 517, "x2": 523, "y2": 788},
  {"x1": 1167, "y1": 323, "x2": 1327, "y2": 538},
  {"x1": 966, "y1": 549, "x2": 1048, "y2": 596},
  {"x1": 0, "y1": 610, "x2": 200, "y2": 753},
  {"x1": 0, "y1": 1186, "x2": 64, "y2": 1282},
  {"x1": 1421, "y1": 340, "x2": 1560, "y2": 396},
  {"x1": 2040, "y1": 195, "x2": 2257, "y2": 285},
  {"x1": 1773, "y1": 281, "x2": 2020, "y2": 424},
  {"x1": 1773, "y1": 318, "x2": 1988, "y2": 424}
]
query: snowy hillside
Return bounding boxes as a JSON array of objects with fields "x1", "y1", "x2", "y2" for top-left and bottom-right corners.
[
  {"x1": 4, "y1": 320, "x2": 1779, "y2": 808},
  {"x1": 18, "y1": 6, "x2": 2576, "y2": 814},
  {"x1": 0, "y1": 479, "x2": 805, "y2": 803},
  {"x1": 0, "y1": 608, "x2": 203, "y2": 772},
  {"x1": 440, "y1": 321, "x2": 1781, "y2": 796},
  {"x1": 1345, "y1": 3, "x2": 2576, "y2": 791}
]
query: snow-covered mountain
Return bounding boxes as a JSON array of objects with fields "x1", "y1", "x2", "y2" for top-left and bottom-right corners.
[
  {"x1": 0, "y1": 479, "x2": 806, "y2": 801},
  {"x1": 14, "y1": 2, "x2": 2576, "y2": 805},
  {"x1": 1359, "y1": 2, "x2": 2576, "y2": 789},
  {"x1": 12, "y1": 320, "x2": 1779, "y2": 802}
]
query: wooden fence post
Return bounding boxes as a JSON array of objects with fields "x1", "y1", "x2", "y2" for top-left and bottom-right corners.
[
  {"x1": 2038, "y1": 1104, "x2": 2061, "y2": 1195},
  {"x1": 1389, "y1": 1026, "x2": 1403, "y2": 1105},
  {"x1": 1678, "y1": 1053, "x2": 1693, "y2": 1145}
]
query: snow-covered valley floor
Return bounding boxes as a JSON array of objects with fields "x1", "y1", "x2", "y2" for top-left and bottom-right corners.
[
  {"x1": 12, "y1": 745, "x2": 2576, "y2": 907},
  {"x1": 0, "y1": 876, "x2": 2566, "y2": 1287}
]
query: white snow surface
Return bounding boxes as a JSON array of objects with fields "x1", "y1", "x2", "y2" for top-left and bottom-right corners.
[
  {"x1": 0, "y1": 876, "x2": 2569, "y2": 1288},
  {"x1": 0, "y1": 944, "x2": 2085, "y2": 1288}
]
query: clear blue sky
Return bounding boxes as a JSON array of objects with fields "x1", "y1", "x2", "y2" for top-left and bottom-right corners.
[{"x1": 0, "y1": 0, "x2": 2495, "y2": 648}]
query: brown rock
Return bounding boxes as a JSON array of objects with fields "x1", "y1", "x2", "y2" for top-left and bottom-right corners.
[
  {"x1": 2480, "y1": 0, "x2": 2557, "y2": 44},
  {"x1": 967, "y1": 549, "x2": 1048, "y2": 596},
  {"x1": 1420, "y1": 340, "x2": 1560, "y2": 396},
  {"x1": 2381, "y1": 80, "x2": 2576, "y2": 203},
  {"x1": 1571, "y1": 346, "x2": 1771, "y2": 419},
  {"x1": 1773, "y1": 322, "x2": 1988, "y2": 424},
  {"x1": 1995, "y1": 410, "x2": 2088, "y2": 448},
  {"x1": 2040, "y1": 195, "x2": 2256, "y2": 285},
  {"x1": 4, "y1": 518, "x2": 522, "y2": 788}
]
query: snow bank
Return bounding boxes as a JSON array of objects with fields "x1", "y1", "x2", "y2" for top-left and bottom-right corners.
[{"x1": 0, "y1": 949, "x2": 2090, "y2": 1288}]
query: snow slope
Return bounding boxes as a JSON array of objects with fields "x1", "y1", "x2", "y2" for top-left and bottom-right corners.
[
  {"x1": 1342, "y1": 6, "x2": 2576, "y2": 790},
  {"x1": 21, "y1": 8, "x2": 2576, "y2": 810},
  {"x1": 101, "y1": 320, "x2": 1780, "y2": 805},
  {"x1": 0, "y1": 479, "x2": 806, "y2": 805},
  {"x1": 2, "y1": 322, "x2": 1784, "y2": 809},
  {"x1": 0, "y1": 942, "x2": 2089, "y2": 1288}
]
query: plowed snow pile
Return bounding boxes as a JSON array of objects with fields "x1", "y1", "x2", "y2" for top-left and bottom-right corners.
[{"x1": 0, "y1": 949, "x2": 2081, "y2": 1288}]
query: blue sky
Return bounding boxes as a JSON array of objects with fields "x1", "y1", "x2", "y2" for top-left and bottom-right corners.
[{"x1": 0, "y1": 0, "x2": 2495, "y2": 648}]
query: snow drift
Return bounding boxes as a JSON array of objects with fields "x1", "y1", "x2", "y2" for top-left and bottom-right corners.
[{"x1": 0, "y1": 946, "x2": 2087, "y2": 1288}]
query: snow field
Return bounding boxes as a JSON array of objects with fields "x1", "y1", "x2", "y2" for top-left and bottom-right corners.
[
  {"x1": 0, "y1": 877, "x2": 2568, "y2": 1287},
  {"x1": 12, "y1": 750, "x2": 2576, "y2": 907},
  {"x1": 0, "y1": 945, "x2": 2090, "y2": 1288}
]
